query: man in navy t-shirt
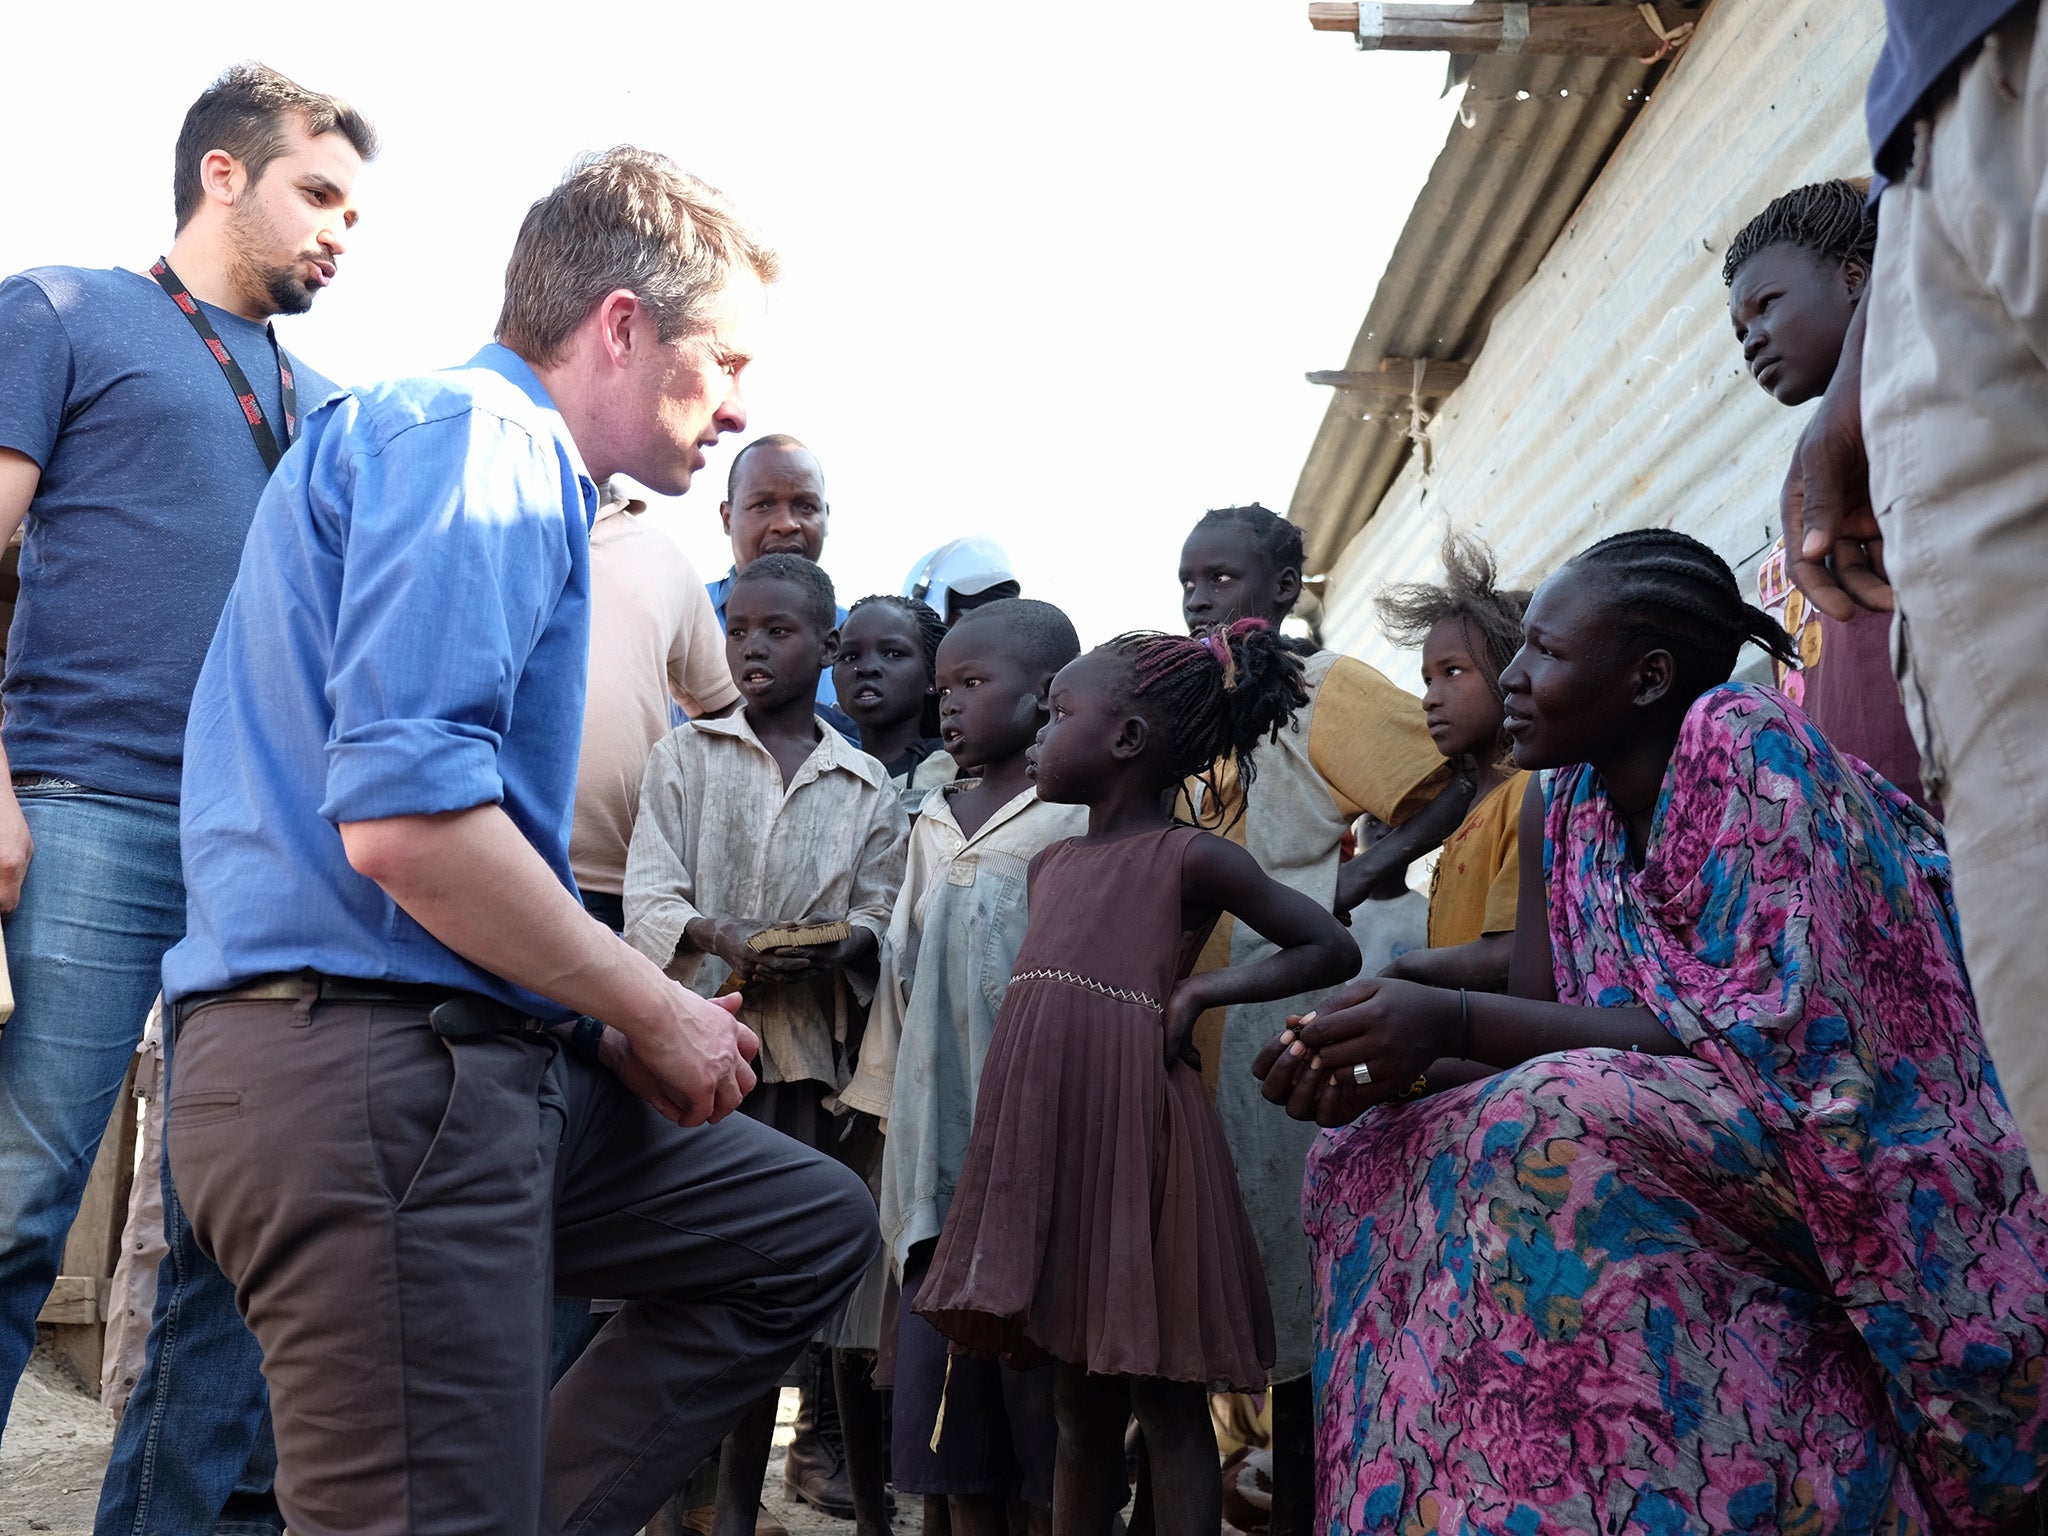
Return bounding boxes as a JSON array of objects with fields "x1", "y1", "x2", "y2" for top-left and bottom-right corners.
[
  {"x1": 1783, "y1": 2, "x2": 2048, "y2": 1210},
  {"x1": 0, "y1": 60, "x2": 374, "y2": 1514}
]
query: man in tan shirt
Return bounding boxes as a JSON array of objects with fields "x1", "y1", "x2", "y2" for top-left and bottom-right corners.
[
  {"x1": 573, "y1": 479, "x2": 740, "y2": 931},
  {"x1": 552, "y1": 482, "x2": 740, "y2": 1397}
]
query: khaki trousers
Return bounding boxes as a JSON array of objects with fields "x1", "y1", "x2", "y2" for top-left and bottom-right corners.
[
  {"x1": 1865, "y1": 0, "x2": 2048, "y2": 1185},
  {"x1": 167, "y1": 995, "x2": 878, "y2": 1536}
]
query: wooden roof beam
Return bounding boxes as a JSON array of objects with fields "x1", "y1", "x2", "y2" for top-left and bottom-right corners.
[
  {"x1": 1307, "y1": 3, "x2": 1696, "y2": 57},
  {"x1": 1309, "y1": 361, "x2": 1470, "y2": 396}
]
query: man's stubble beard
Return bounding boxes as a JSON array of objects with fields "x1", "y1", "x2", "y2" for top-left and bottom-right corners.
[
  {"x1": 227, "y1": 199, "x2": 317, "y2": 319},
  {"x1": 258, "y1": 264, "x2": 316, "y2": 317}
]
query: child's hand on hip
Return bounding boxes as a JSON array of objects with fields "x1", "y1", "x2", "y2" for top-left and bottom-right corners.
[{"x1": 1162, "y1": 981, "x2": 1207, "y2": 1070}]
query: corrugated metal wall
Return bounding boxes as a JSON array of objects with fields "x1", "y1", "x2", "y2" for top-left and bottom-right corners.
[
  {"x1": 1317, "y1": 0, "x2": 1883, "y2": 693},
  {"x1": 1292, "y1": 34, "x2": 1675, "y2": 574}
]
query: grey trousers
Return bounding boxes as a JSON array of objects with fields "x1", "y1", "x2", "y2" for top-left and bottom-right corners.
[
  {"x1": 165, "y1": 995, "x2": 879, "y2": 1536},
  {"x1": 1865, "y1": 0, "x2": 2048, "y2": 1188}
]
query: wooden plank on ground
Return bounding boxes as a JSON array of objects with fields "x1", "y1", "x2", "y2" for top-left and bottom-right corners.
[
  {"x1": 36, "y1": 1275, "x2": 101, "y2": 1327},
  {"x1": 36, "y1": 1054, "x2": 139, "y2": 1388}
]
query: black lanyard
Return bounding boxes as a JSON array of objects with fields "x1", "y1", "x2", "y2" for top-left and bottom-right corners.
[{"x1": 149, "y1": 258, "x2": 298, "y2": 474}]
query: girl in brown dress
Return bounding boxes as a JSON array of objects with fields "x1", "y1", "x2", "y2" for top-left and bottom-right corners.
[{"x1": 914, "y1": 620, "x2": 1361, "y2": 1536}]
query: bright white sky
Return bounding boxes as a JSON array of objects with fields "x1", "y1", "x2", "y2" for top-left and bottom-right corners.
[{"x1": 2, "y1": 4, "x2": 1457, "y2": 646}]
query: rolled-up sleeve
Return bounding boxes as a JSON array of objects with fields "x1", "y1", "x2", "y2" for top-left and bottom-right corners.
[
  {"x1": 842, "y1": 822, "x2": 933, "y2": 1121},
  {"x1": 318, "y1": 413, "x2": 575, "y2": 825},
  {"x1": 842, "y1": 790, "x2": 909, "y2": 1007}
]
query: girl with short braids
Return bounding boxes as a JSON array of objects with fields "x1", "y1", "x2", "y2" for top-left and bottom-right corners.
[
  {"x1": 1173, "y1": 506, "x2": 1472, "y2": 1528},
  {"x1": 914, "y1": 620, "x2": 1358, "y2": 1536},
  {"x1": 1121, "y1": 618, "x2": 1311, "y2": 812},
  {"x1": 1264, "y1": 528, "x2": 2048, "y2": 1535}
]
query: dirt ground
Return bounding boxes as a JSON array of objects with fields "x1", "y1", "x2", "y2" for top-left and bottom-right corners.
[
  {"x1": 1, "y1": 1367, "x2": 845, "y2": 1536},
  {"x1": 0, "y1": 1347, "x2": 114, "y2": 1536}
]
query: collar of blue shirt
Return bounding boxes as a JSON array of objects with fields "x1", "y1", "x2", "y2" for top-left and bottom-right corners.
[{"x1": 467, "y1": 342, "x2": 598, "y2": 523}]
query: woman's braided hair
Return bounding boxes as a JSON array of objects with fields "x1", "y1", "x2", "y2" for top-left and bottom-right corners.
[
  {"x1": 1572, "y1": 528, "x2": 1798, "y2": 698},
  {"x1": 1721, "y1": 178, "x2": 1875, "y2": 287},
  {"x1": 1375, "y1": 532, "x2": 1530, "y2": 701},
  {"x1": 1104, "y1": 617, "x2": 1309, "y2": 816},
  {"x1": 845, "y1": 592, "x2": 948, "y2": 738}
]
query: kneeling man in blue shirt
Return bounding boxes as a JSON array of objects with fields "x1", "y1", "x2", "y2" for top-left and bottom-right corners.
[{"x1": 159, "y1": 147, "x2": 879, "y2": 1536}]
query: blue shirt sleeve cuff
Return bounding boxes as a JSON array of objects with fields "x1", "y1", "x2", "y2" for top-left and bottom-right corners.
[{"x1": 321, "y1": 718, "x2": 505, "y2": 824}]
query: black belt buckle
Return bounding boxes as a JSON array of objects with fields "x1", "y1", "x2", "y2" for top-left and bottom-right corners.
[{"x1": 428, "y1": 994, "x2": 527, "y2": 1042}]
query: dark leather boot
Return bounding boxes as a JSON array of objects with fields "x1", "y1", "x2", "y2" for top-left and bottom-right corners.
[{"x1": 783, "y1": 1351, "x2": 856, "y2": 1518}]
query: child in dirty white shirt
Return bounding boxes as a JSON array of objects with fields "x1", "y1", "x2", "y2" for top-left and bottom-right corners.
[
  {"x1": 625, "y1": 553, "x2": 908, "y2": 1126},
  {"x1": 624, "y1": 553, "x2": 907, "y2": 1536}
]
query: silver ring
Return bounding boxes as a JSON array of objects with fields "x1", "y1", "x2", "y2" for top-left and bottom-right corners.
[{"x1": 1351, "y1": 1062, "x2": 1372, "y2": 1086}]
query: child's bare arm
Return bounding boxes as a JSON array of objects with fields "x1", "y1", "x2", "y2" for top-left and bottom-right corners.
[
  {"x1": 1383, "y1": 931, "x2": 1513, "y2": 991},
  {"x1": 1334, "y1": 769, "x2": 1476, "y2": 918},
  {"x1": 1163, "y1": 833, "x2": 1360, "y2": 1061}
]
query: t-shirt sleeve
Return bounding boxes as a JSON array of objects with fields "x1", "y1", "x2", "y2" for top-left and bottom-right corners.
[
  {"x1": 669, "y1": 553, "x2": 740, "y2": 716},
  {"x1": 0, "y1": 277, "x2": 72, "y2": 469},
  {"x1": 1305, "y1": 656, "x2": 1448, "y2": 825},
  {"x1": 318, "y1": 411, "x2": 578, "y2": 825}
]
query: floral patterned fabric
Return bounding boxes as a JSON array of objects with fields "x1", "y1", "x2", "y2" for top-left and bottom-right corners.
[{"x1": 1303, "y1": 683, "x2": 2048, "y2": 1535}]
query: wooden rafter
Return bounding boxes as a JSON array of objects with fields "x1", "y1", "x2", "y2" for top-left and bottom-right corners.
[
  {"x1": 1307, "y1": 3, "x2": 1695, "y2": 57},
  {"x1": 1309, "y1": 361, "x2": 1470, "y2": 396}
]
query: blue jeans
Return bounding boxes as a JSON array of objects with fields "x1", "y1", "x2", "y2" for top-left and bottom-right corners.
[
  {"x1": 0, "y1": 786, "x2": 184, "y2": 1430},
  {"x1": 95, "y1": 1012, "x2": 279, "y2": 1536}
]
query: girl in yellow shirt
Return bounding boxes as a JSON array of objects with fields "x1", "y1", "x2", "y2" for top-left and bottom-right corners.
[{"x1": 1375, "y1": 534, "x2": 1532, "y2": 992}]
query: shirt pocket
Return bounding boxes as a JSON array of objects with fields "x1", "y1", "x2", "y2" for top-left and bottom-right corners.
[{"x1": 977, "y1": 869, "x2": 1028, "y2": 1017}]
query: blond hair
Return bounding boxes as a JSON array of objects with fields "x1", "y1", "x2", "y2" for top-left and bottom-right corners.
[{"x1": 496, "y1": 147, "x2": 780, "y2": 366}]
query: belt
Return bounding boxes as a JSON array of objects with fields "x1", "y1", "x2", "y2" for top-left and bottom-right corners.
[{"x1": 177, "y1": 970, "x2": 546, "y2": 1041}]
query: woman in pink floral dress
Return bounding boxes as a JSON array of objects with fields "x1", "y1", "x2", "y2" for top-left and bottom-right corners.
[{"x1": 1258, "y1": 531, "x2": 2048, "y2": 1535}]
